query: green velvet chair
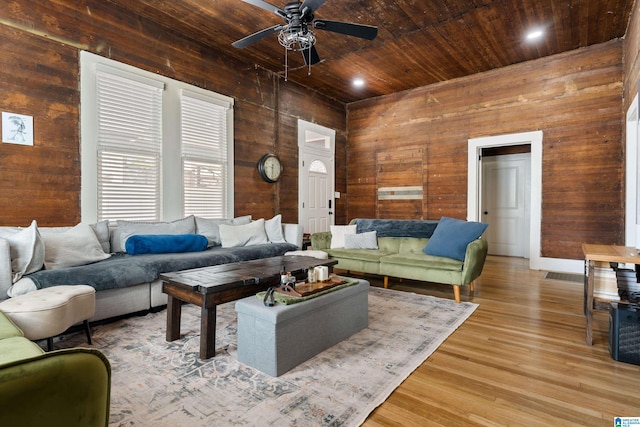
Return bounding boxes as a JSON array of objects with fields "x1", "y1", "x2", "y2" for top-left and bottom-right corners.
[{"x1": 0, "y1": 311, "x2": 111, "y2": 427}]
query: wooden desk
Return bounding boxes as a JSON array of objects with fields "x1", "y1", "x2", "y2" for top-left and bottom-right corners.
[{"x1": 582, "y1": 244, "x2": 640, "y2": 345}]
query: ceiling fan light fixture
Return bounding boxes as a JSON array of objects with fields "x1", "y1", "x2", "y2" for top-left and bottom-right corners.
[
  {"x1": 234, "y1": 0, "x2": 378, "y2": 80},
  {"x1": 278, "y1": 26, "x2": 317, "y2": 51}
]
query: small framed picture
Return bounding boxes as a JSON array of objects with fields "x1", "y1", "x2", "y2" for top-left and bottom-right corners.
[{"x1": 2, "y1": 112, "x2": 34, "y2": 146}]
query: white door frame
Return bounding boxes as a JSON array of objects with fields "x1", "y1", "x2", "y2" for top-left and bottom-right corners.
[
  {"x1": 469, "y1": 130, "x2": 582, "y2": 273},
  {"x1": 625, "y1": 92, "x2": 639, "y2": 247},
  {"x1": 298, "y1": 119, "x2": 336, "y2": 231},
  {"x1": 468, "y1": 132, "x2": 541, "y2": 269}
]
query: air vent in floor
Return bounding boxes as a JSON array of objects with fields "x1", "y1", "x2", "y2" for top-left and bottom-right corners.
[{"x1": 544, "y1": 272, "x2": 584, "y2": 283}]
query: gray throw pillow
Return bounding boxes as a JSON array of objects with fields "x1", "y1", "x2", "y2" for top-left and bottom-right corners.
[
  {"x1": 195, "y1": 217, "x2": 232, "y2": 247},
  {"x1": 41, "y1": 223, "x2": 111, "y2": 269},
  {"x1": 195, "y1": 216, "x2": 253, "y2": 247},
  {"x1": 113, "y1": 215, "x2": 196, "y2": 253},
  {"x1": 344, "y1": 231, "x2": 378, "y2": 249},
  {"x1": 90, "y1": 220, "x2": 111, "y2": 253}
]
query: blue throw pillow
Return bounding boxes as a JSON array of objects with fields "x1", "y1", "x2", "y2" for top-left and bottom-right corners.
[
  {"x1": 423, "y1": 217, "x2": 488, "y2": 261},
  {"x1": 125, "y1": 234, "x2": 208, "y2": 255}
]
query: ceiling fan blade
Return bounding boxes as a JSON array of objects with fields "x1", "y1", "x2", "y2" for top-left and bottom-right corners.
[
  {"x1": 241, "y1": 0, "x2": 286, "y2": 18},
  {"x1": 232, "y1": 24, "x2": 283, "y2": 48},
  {"x1": 300, "y1": 0, "x2": 327, "y2": 14},
  {"x1": 313, "y1": 20, "x2": 378, "y2": 40},
  {"x1": 301, "y1": 45, "x2": 321, "y2": 65}
]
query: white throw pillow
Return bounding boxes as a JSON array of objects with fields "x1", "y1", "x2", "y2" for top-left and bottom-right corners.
[
  {"x1": 265, "y1": 214, "x2": 287, "y2": 243},
  {"x1": 344, "y1": 231, "x2": 378, "y2": 249},
  {"x1": 42, "y1": 223, "x2": 111, "y2": 270},
  {"x1": 113, "y1": 215, "x2": 196, "y2": 253},
  {"x1": 0, "y1": 220, "x2": 45, "y2": 282},
  {"x1": 330, "y1": 225, "x2": 357, "y2": 249},
  {"x1": 6, "y1": 277, "x2": 38, "y2": 297},
  {"x1": 219, "y1": 219, "x2": 268, "y2": 248}
]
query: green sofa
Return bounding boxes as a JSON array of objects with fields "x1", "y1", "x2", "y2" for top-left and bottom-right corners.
[
  {"x1": 0, "y1": 311, "x2": 111, "y2": 426},
  {"x1": 310, "y1": 218, "x2": 488, "y2": 303}
]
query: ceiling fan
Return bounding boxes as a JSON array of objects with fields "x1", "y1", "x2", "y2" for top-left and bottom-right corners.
[{"x1": 232, "y1": 0, "x2": 377, "y2": 72}]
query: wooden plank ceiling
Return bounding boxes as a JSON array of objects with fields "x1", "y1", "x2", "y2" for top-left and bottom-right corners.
[{"x1": 105, "y1": 0, "x2": 634, "y2": 103}]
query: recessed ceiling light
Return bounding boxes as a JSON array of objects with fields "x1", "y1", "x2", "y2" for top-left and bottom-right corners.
[
  {"x1": 526, "y1": 29, "x2": 544, "y2": 41},
  {"x1": 352, "y1": 78, "x2": 365, "y2": 88}
]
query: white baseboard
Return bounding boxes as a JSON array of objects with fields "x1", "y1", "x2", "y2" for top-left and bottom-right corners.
[
  {"x1": 527, "y1": 256, "x2": 621, "y2": 299},
  {"x1": 529, "y1": 256, "x2": 583, "y2": 274}
]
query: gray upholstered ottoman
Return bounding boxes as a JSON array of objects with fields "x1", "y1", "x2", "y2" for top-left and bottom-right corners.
[{"x1": 235, "y1": 278, "x2": 369, "y2": 376}]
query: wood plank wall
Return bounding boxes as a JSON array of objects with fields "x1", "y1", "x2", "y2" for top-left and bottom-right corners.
[
  {"x1": 0, "y1": 0, "x2": 347, "y2": 227},
  {"x1": 347, "y1": 41, "x2": 624, "y2": 260},
  {"x1": 624, "y1": 0, "x2": 640, "y2": 109}
]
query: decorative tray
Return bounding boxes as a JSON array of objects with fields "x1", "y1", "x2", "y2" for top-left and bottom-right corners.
[{"x1": 275, "y1": 275, "x2": 348, "y2": 297}]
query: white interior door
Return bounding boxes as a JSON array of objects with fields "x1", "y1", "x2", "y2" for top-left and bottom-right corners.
[
  {"x1": 298, "y1": 120, "x2": 335, "y2": 234},
  {"x1": 482, "y1": 153, "x2": 531, "y2": 257}
]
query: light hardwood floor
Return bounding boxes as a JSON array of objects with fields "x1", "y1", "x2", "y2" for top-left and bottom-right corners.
[{"x1": 352, "y1": 255, "x2": 640, "y2": 426}]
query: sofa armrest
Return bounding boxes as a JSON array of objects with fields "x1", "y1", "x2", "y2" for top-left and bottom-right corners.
[
  {"x1": 0, "y1": 239, "x2": 12, "y2": 300},
  {"x1": 283, "y1": 223, "x2": 304, "y2": 248},
  {"x1": 460, "y1": 237, "x2": 489, "y2": 285},
  {"x1": 310, "y1": 231, "x2": 332, "y2": 250},
  {"x1": 0, "y1": 348, "x2": 111, "y2": 427}
]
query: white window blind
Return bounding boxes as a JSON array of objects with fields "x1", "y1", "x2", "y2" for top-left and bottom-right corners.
[
  {"x1": 96, "y1": 70, "x2": 163, "y2": 221},
  {"x1": 181, "y1": 91, "x2": 230, "y2": 218}
]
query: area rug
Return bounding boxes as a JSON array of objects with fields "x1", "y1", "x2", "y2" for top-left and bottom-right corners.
[{"x1": 61, "y1": 287, "x2": 478, "y2": 426}]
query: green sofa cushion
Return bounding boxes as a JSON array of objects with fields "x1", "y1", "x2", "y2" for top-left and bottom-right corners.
[
  {"x1": 377, "y1": 237, "x2": 402, "y2": 252},
  {"x1": 398, "y1": 237, "x2": 430, "y2": 254},
  {"x1": 0, "y1": 311, "x2": 23, "y2": 340},
  {"x1": 326, "y1": 248, "x2": 395, "y2": 262},
  {"x1": 381, "y1": 253, "x2": 463, "y2": 271},
  {"x1": 0, "y1": 337, "x2": 44, "y2": 365}
]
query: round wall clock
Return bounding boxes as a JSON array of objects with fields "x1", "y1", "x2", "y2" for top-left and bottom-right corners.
[{"x1": 257, "y1": 153, "x2": 283, "y2": 183}]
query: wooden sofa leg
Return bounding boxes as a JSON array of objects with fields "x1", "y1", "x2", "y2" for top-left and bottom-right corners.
[
  {"x1": 469, "y1": 281, "x2": 475, "y2": 293},
  {"x1": 453, "y1": 285, "x2": 461, "y2": 303},
  {"x1": 383, "y1": 276, "x2": 389, "y2": 288}
]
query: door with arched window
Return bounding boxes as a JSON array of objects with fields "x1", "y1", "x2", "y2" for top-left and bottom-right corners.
[{"x1": 298, "y1": 120, "x2": 335, "y2": 234}]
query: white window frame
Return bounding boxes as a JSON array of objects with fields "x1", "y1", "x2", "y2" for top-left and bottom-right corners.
[{"x1": 80, "y1": 51, "x2": 234, "y2": 222}]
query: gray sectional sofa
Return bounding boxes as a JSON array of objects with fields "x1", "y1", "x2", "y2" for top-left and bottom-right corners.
[
  {"x1": 0, "y1": 215, "x2": 303, "y2": 321},
  {"x1": 310, "y1": 218, "x2": 488, "y2": 303}
]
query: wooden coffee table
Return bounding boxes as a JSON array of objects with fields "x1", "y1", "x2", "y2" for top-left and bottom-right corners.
[{"x1": 160, "y1": 255, "x2": 337, "y2": 359}]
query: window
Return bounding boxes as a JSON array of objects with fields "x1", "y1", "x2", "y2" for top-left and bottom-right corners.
[
  {"x1": 95, "y1": 69, "x2": 163, "y2": 221},
  {"x1": 181, "y1": 91, "x2": 230, "y2": 218},
  {"x1": 309, "y1": 159, "x2": 328, "y2": 174},
  {"x1": 80, "y1": 51, "x2": 234, "y2": 223}
]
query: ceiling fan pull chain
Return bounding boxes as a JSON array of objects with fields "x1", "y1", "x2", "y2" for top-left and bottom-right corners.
[{"x1": 284, "y1": 46, "x2": 288, "y2": 81}]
